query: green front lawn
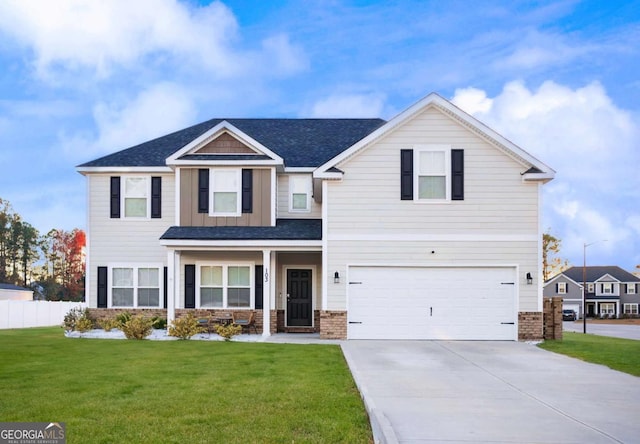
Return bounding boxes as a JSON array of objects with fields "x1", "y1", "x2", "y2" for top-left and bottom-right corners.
[
  {"x1": 0, "y1": 328, "x2": 372, "y2": 443},
  {"x1": 538, "y1": 332, "x2": 640, "y2": 377}
]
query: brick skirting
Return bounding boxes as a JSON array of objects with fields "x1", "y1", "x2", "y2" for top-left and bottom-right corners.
[
  {"x1": 518, "y1": 311, "x2": 543, "y2": 340},
  {"x1": 320, "y1": 310, "x2": 347, "y2": 339}
]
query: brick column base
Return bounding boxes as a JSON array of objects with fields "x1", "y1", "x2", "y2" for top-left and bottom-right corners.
[
  {"x1": 320, "y1": 310, "x2": 347, "y2": 339},
  {"x1": 518, "y1": 311, "x2": 543, "y2": 341}
]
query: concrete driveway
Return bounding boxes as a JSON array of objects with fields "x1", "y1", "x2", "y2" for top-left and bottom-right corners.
[
  {"x1": 342, "y1": 341, "x2": 640, "y2": 443},
  {"x1": 563, "y1": 321, "x2": 640, "y2": 340}
]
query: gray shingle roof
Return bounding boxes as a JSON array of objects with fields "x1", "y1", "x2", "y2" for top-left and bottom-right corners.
[
  {"x1": 160, "y1": 219, "x2": 322, "y2": 241},
  {"x1": 561, "y1": 266, "x2": 640, "y2": 283},
  {"x1": 0, "y1": 283, "x2": 31, "y2": 291},
  {"x1": 78, "y1": 118, "x2": 386, "y2": 169}
]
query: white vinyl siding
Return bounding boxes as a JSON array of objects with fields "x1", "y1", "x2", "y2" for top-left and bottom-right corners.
[
  {"x1": 86, "y1": 174, "x2": 175, "y2": 307},
  {"x1": 277, "y1": 174, "x2": 321, "y2": 219},
  {"x1": 325, "y1": 106, "x2": 541, "y2": 311}
]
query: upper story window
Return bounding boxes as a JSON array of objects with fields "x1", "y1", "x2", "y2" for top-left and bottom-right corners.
[
  {"x1": 210, "y1": 169, "x2": 241, "y2": 216},
  {"x1": 628, "y1": 284, "x2": 636, "y2": 294},
  {"x1": 123, "y1": 177, "x2": 149, "y2": 218},
  {"x1": 416, "y1": 148, "x2": 450, "y2": 200},
  {"x1": 601, "y1": 283, "x2": 614, "y2": 294},
  {"x1": 587, "y1": 283, "x2": 595, "y2": 293},
  {"x1": 557, "y1": 282, "x2": 567, "y2": 294},
  {"x1": 289, "y1": 175, "x2": 312, "y2": 212},
  {"x1": 110, "y1": 176, "x2": 161, "y2": 219}
]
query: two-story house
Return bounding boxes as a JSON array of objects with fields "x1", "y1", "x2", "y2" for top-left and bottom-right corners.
[
  {"x1": 77, "y1": 93, "x2": 555, "y2": 340},
  {"x1": 544, "y1": 266, "x2": 640, "y2": 318}
]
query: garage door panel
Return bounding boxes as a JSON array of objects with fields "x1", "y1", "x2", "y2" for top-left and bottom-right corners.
[{"x1": 348, "y1": 266, "x2": 516, "y2": 340}]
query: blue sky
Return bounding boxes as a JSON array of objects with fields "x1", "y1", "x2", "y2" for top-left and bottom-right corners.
[{"x1": 0, "y1": 0, "x2": 638, "y2": 271}]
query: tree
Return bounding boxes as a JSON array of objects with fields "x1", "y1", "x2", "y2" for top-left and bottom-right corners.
[
  {"x1": 542, "y1": 230, "x2": 570, "y2": 281},
  {"x1": 41, "y1": 228, "x2": 86, "y2": 301}
]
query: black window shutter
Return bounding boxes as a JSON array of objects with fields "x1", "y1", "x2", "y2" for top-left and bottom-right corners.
[
  {"x1": 555, "y1": 283, "x2": 558, "y2": 293},
  {"x1": 242, "y1": 169, "x2": 253, "y2": 213},
  {"x1": 110, "y1": 177, "x2": 121, "y2": 218},
  {"x1": 400, "y1": 149, "x2": 413, "y2": 200},
  {"x1": 163, "y1": 266, "x2": 168, "y2": 309},
  {"x1": 185, "y1": 264, "x2": 196, "y2": 309},
  {"x1": 451, "y1": 149, "x2": 464, "y2": 200},
  {"x1": 151, "y1": 177, "x2": 162, "y2": 218},
  {"x1": 198, "y1": 169, "x2": 209, "y2": 213},
  {"x1": 255, "y1": 265, "x2": 263, "y2": 310},
  {"x1": 97, "y1": 266, "x2": 108, "y2": 308}
]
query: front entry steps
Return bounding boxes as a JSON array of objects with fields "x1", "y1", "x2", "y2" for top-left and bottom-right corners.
[{"x1": 284, "y1": 326, "x2": 316, "y2": 333}]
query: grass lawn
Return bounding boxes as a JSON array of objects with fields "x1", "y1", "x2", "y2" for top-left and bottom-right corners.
[
  {"x1": 0, "y1": 327, "x2": 372, "y2": 443},
  {"x1": 538, "y1": 332, "x2": 640, "y2": 377}
]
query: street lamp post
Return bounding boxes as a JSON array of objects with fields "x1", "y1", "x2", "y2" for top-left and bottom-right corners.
[{"x1": 583, "y1": 240, "x2": 607, "y2": 334}]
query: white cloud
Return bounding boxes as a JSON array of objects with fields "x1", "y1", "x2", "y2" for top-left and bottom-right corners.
[
  {"x1": 452, "y1": 81, "x2": 640, "y2": 268},
  {"x1": 310, "y1": 93, "x2": 386, "y2": 118},
  {"x1": 0, "y1": 0, "x2": 305, "y2": 80},
  {"x1": 61, "y1": 82, "x2": 197, "y2": 159}
]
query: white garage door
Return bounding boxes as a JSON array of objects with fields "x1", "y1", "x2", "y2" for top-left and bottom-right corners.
[{"x1": 347, "y1": 266, "x2": 517, "y2": 340}]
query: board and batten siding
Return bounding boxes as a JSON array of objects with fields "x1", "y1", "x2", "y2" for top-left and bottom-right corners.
[
  {"x1": 324, "y1": 106, "x2": 542, "y2": 311},
  {"x1": 179, "y1": 167, "x2": 272, "y2": 227},
  {"x1": 86, "y1": 174, "x2": 175, "y2": 307},
  {"x1": 276, "y1": 174, "x2": 322, "y2": 219}
]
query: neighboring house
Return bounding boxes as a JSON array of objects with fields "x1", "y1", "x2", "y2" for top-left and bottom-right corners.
[
  {"x1": 77, "y1": 93, "x2": 555, "y2": 340},
  {"x1": 544, "y1": 266, "x2": 640, "y2": 318},
  {"x1": 0, "y1": 283, "x2": 34, "y2": 301}
]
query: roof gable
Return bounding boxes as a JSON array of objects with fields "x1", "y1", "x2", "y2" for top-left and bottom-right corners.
[
  {"x1": 560, "y1": 266, "x2": 640, "y2": 283},
  {"x1": 314, "y1": 93, "x2": 555, "y2": 182}
]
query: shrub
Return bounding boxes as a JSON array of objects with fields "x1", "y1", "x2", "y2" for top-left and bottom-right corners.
[
  {"x1": 121, "y1": 315, "x2": 154, "y2": 340},
  {"x1": 98, "y1": 317, "x2": 121, "y2": 332},
  {"x1": 76, "y1": 317, "x2": 94, "y2": 333},
  {"x1": 168, "y1": 314, "x2": 204, "y2": 340},
  {"x1": 151, "y1": 316, "x2": 167, "y2": 330},
  {"x1": 63, "y1": 307, "x2": 92, "y2": 332},
  {"x1": 115, "y1": 311, "x2": 132, "y2": 326},
  {"x1": 215, "y1": 323, "x2": 242, "y2": 341}
]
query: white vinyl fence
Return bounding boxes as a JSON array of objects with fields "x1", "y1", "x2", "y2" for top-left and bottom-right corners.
[{"x1": 0, "y1": 300, "x2": 86, "y2": 329}]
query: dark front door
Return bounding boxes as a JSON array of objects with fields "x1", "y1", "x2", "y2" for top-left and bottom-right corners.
[{"x1": 287, "y1": 269, "x2": 312, "y2": 326}]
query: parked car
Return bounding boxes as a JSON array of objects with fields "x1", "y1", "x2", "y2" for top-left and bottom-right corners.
[{"x1": 562, "y1": 309, "x2": 577, "y2": 321}]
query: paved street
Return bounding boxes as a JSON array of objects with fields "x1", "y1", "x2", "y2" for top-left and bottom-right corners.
[{"x1": 563, "y1": 321, "x2": 640, "y2": 340}]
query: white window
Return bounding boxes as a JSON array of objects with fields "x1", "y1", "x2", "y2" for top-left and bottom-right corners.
[
  {"x1": 558, "y1": 282, "x2": 567, "y2": 294},
  {"x1": 110, "y1": 265, "x2": 161, "y2": 308},
  {"x1": 289, "y1": 175, "x2": 312, "y2": 212},
  {"x1": 600, "y1": 303, "x2": 615, "y2": 315},
  {"x1": 197, "y1": 263, "x2": 253, "y2": 309},
  {"x1": 623, "y1": 304, "x2": 638, "y2": 315},
  {"x1": 587, "y1": 283, "x2": 595, "y2": 293},
  {"x1": 602, "y1": 283, "x2": 614, "y2": 294},
  {"x1": 415, "y1": 147, "x2": 450, "y2": 201},
  {"x1": 627, "y1": 284, "x2": 636, "y2": 294},
  {"x1": 123, "y1": 177, "x2": 149, "y2": 218},
  {"x1": 210, "y1": 169, "x2": 241, "y2": 216}
]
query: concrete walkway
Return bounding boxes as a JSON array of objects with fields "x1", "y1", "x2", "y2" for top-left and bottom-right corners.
[
  {"x1": 342, "y1": 341, "x2": 640, "y2": 444},
  {"x1": 563, "y1": 321, "x2": 640, "y2": 340}
]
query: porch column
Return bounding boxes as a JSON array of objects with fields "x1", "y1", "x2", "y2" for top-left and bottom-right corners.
[
  {"x1": 262, "y1": 249, "x2": 271, "y2": 337},
  {"x1": 166, "y1": 250, "x2": 179, "y2": 325}
]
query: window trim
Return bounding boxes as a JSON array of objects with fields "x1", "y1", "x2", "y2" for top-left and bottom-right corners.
[
  {"x1": 601, "y1": 283, "x2": 614, "y2": 294},
  {"x1": 623, "y1": 303, "x2": 638, "y2": 315},
  {"x1": 108, "y1": 263, "x2": 163, "y2": 308},
  {"x1": 627, "y1": 284, "x2": 636, "y2": 294},
  {"x1": 587, "y1": 283, "x2": 595, "y2": 293},
  {"x1": 122, "y1": 176, "x2": 151, "y2": 219},
  {"x1": 288, "y1": 174, "x2": 312, "y2": 213},
  {"x1": 557, "y1": 282, "x2": 567, "y2": 294},
  {"x1": 600, "y1": 302, "x2": 615, "y2": 315},
  {"x1": 195, "y1": 262, "x2": 255, "y2": 309},
  {"x1": 209, "y1": 169, "x2": 242, "y2": 217},
  {"x1": 414, "y1": 146, "x2": 451, "y2": 202}
]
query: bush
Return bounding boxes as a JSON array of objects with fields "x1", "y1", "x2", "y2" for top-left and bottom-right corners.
[
  {"x1": 121, "y1": 315, "x2": 154, "y2": 340},
  {"x1": 63, "y1": 307, "x2": 92, "y2": 332},
  {"x1": 115, "y1": 311, "x2": 132, "y2": 325},
  {"x1": 98, "y1": 317, "x2": 121, "y2": 332},
  {"x1": 76, "y1": 317, "x2": 94, "y2": 332},
  {"x1": 151, "y1": 316, "x2": 167, "y2": 330},
  {"x1": 215, "y1": 323, "x2": 242, "y2": 341},
  {"x1": 168, "y1": 314, "x2": 204, "y2": 340}
]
